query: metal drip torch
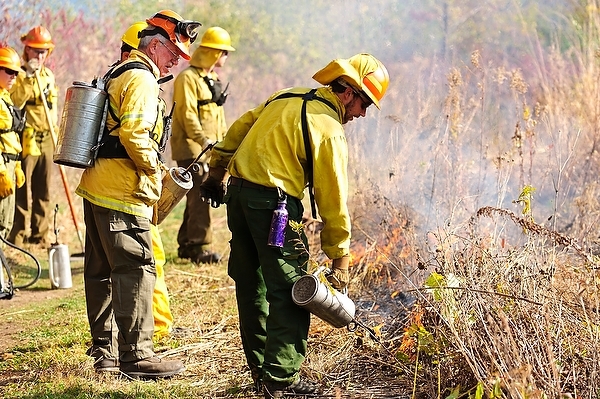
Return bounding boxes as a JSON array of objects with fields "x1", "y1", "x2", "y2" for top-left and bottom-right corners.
[{"x1": 154, "y1": 142, "x2": 216, "y2": 225}]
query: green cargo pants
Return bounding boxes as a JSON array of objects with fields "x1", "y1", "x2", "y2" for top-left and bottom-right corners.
[
  {"x1": 83, "y1": 200, "x2": 156, "y2": 363},
  {"x1": 225, "y1": 182, "x2": 310, "y2": 385}
]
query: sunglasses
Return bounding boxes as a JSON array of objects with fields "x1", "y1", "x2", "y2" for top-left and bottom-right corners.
[
  {"x1": 27, "y1": 47, "x2": 49, "y2": 55},
  {"x1": 0, "y1": 67, "x2": 19, "y2": 77},
  {"x1": 353, "y1": 89, "x2": 372, "y2": 110},
  {"x1": 222, "y1": 50, "x2": 229, "y2": 56}
]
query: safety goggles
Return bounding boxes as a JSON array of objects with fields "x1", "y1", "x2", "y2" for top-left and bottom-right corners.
[
  {"x1": 152, "y1": 13, "x2": 201, "y2": 44},
  {"x1": 0, "y1": 67, "x2": 19, "y2": 76}
]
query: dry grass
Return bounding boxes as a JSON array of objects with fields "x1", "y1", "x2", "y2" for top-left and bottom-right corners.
[
  {"x1": 394, "y1": 205, "x2": 600, "y2": 398},
  {"x1": 5, "y1": 3, "x2": 600, "y2": 399},
  {"x1": 0, "y1": 197, "x2": 418, "y2": 399}
]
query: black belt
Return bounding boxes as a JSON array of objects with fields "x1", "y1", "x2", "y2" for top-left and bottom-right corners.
[
  {"x1": 228, "y1": 176, "x2": 278, "y2": 191},
  {"x1": 2, "y1": 153, "x2": 20, "y2": 161}
]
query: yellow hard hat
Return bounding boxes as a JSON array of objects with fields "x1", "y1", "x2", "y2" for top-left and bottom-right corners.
[
  {"x1": 146, "y1": 10, "x2": 202, "y2": 60},
  {"x1": 0, "y1": 46, "x2": 21, "y2": 72},
  {"x1": 21, "y1": 26, "x2": 55, "y2": 50},
  {"x1": 122, "y1": 21, "x2": 148, "y2": 50},
  {"x1": 200, "y1": 27, "x2": 235, "y2": 52},
  {"x1": 313, "y1": 53, "x2": 389, "y2": 109},
  {"x1": 348, "y1": 54, "x2": 389, "y2": 108}
]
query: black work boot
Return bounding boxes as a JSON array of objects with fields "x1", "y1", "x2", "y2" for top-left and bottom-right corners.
[
  {"x1": 263, "y1": 377, "x2": 319, "y2": 398},
  {"x1": 119, "y1": 357, "x2": 185, "y2": 379},
  {"x1": 191, "y1": 250, "x2": 222, "y2": 264},
  {"x1": 178, "y1": 246, "x2": 222, "y2": 264}
]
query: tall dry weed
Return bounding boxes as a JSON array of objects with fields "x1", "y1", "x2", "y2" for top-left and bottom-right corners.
[{"x1": 342, "y1": 3, "x2": 600, "y2": 397}]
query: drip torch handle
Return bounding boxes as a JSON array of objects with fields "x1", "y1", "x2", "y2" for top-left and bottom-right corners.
[{"x1": 185, "y1": 142, "x2": 216, "y2": 174}]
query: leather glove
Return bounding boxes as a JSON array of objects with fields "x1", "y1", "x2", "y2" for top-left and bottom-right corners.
[
  {"x1": 25, "y1": 58, "x2": 40, "y2": 78},
  {"x1": 199, "y1": 166, "x2": 227, "y2": 208},
  {"x1": 0, "y1": 165, "x2": 14, "y2": 199},
  {"x1": 14, "y1": 161, "x2": 25, "y2": 188},
  {"x1": 328, "y1": 255, "x2": 350, "y2": 291}
]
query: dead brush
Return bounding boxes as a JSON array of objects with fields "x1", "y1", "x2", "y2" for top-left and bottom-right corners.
[{"x1": 406, "y1": 206, "x2": 600, "y2": 398}]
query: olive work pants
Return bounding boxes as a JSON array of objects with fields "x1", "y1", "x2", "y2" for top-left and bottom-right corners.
[
  {"x1": 9, "y1": 133, "x2": 53, "y2": 246},
  {"x1": 83, "y1": 200, "x2": 156, "y2": 363},
  {"x1": 225, "y1": 182, "x2": 310, "y2": 385},
  {"x1": 0, "y1": 160, "x2": 16, "y2": 239},
  {"x1": 176, "y1": 159, "x2": 212, "y2": 255}
]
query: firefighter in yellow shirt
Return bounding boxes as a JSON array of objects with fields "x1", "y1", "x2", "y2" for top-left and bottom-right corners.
[
  {"x1": 75, "y1": 10, "x2": 201, "y2": 378},
  {"x1": 120, "y1": 21, "x2": 174, "y2": 340},
  {"x1": 201, "y1": 54, "x2": 389, "y2": 397},
  {"x1": 0, "y1": 46, "x2": 25, "y2": 238},
  {"x1": 8, "y1": 26, "x2": 58, "y2": 247},
  {"x1": 171, "y1": 27, "x2": 235, "y2": 264}
]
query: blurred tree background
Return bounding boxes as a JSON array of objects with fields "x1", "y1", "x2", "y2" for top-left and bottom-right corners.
[
  {"x1": 2, "y1": 0, "x2": 600, "y2": 243},
  {"x1": 0, "y1": 0, "x2": 578, "y2": 106}
]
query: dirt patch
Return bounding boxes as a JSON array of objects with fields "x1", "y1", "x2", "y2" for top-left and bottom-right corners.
[{"x1": 0, "y1": 281, "x2": 80, "y2": 353}]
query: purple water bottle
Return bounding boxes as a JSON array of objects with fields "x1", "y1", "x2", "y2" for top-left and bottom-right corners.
[{"x1": 268, "y1": 195, "x2": 288, "y2": 247}]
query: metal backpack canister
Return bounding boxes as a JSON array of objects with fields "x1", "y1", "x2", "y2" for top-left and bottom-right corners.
[
  {"x1": 292, "y1": 266, "x2": 356, "y2": 328},
  {"x1": 54, "y1": 80, "x2": 108, "y2": 168}
]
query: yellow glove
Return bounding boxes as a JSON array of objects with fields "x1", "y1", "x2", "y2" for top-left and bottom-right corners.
[
  {"x1": 14, "y1": 161, "x2": 25, "y2": 188},
  {"x1": 0, "y1": 164, "x2": 14, "y2": 199},
  {"x1": 328, "y1": 256, "x2": 350, "y2": 291}
]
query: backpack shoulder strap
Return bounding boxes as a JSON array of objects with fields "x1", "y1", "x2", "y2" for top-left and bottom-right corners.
[
  {"x1": 96, "y1": 61, "x2": 155, "y2": 159},
  {"x1": 109, "y1": 61, "x2": 151, "y2": 79}
]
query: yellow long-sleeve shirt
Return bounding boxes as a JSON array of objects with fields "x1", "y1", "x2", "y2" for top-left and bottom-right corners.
[
  {"x1": 170, "y1": 45, "x2": 228, "y2": 162},
  {"x1": 211, "y1": 86, "x2": 351, "y2": 259},
  {"x1": 0, "y1": 89, "x2": 23, "y2": 161},
  {"x1": 76, "y1": 50, "x2": 165, "y2": 219},
  {"x1": 10, "y1": 66, "x2": 58, "y2": 133}
]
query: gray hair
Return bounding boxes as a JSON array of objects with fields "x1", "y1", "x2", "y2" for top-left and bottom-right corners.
[{"x1": 138, "y1": 26, "x2": 168, "y2": 50}]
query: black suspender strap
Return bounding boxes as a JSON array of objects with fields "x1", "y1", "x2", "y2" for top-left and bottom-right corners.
[
  {"x1": 266, "y1": 89, "x2": 337, "y2": 219},
  {"x1": 300, "y1": 90, "x2": 318, "y2": 219}
]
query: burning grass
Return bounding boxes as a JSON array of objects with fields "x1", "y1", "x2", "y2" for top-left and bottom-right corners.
[{"x1": 392, "y1": 205, "x2": 600, "y2": 398}]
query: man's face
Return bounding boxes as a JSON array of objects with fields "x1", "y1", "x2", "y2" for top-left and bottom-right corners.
[
  {"x1": 25, "y1": 46, "x2": 49, "y2": 65},
  {"x1": 148, "y1": 38, "x2": 180, "y2": 77},
  {"x1": 342, "y1": 88, "x2": 371, "y2": 124},
  {"x1": 0, "y1": 67, "x2": 18, "y2": 91},
  {"x1": 214, "y1": 50, "x2": 229, "y2": 68}
]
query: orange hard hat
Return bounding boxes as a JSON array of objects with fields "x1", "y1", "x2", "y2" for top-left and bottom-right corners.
[
  {"x1": 21, "y1": 26, "x2": 55, "y2": 50},
  {"x1": 146, "y1": 10, "x2": 201, "y2": 60},
  {"x1": 0, "y1": 46, "x2": 21, "y2": 72}
]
